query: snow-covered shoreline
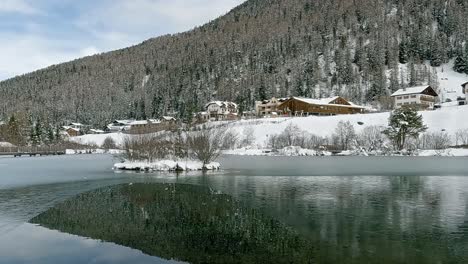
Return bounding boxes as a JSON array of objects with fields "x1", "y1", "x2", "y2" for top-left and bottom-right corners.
[
  {"x1": 113, "y1": 159, "x2": 221, "y2": 172},
  {"x1": 224, "y1": 146, "x2": 468, "y2": 157}
]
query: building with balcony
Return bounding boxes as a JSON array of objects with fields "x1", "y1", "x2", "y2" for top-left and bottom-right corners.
[
  {"x1": 391, "y1": 86, "x2": 438, "y2": 110},
  {"x1": 255, "y1": 97, "x2": 288, "y2": 117}
]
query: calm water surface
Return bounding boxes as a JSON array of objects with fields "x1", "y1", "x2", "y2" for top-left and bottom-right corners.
[{"x1": 1, "y1": 155, "x2": 468, "y2": 263}]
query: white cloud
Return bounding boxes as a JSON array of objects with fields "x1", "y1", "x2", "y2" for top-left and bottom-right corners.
[
  {"x1": 76, "y1": 0, "x2": 246, "y2": 41},
  {"x1": 0, "y1": 33, "x2": 87, "y2": 80},
  {"x1": 0, "y1": 0, "x2": 39, "y2": 14}
]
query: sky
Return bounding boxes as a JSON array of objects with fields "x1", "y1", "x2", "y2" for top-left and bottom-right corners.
[{"x1": 0, "y1": 0, "x2": 245, "y2": 81}]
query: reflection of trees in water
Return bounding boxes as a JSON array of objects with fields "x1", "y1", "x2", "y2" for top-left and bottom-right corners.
[
  {"x1": 30, "y1": 183, "x2": 315, "y2": 264},
  {"x1": 196, "y1": 175, "x2": 468, "y2": 263}
]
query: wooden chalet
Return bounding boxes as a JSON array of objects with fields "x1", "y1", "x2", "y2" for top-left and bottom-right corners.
[{"x1": 277, "y1": 97, "x2": 366, "y2": 116}]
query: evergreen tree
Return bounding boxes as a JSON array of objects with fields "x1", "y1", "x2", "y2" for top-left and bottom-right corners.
[
  {"x1": 383, "y1": 107, "x2": 428, "y2": 150},
  {"x1": 453, "y1": 54, "x2": 468, "y2": 74},
  {"x1": 399, "y1": 42, "x2": 409, "y2": 64},
  {"x1": 6, "y1": 115, "x2": 21, "y2": 146}
]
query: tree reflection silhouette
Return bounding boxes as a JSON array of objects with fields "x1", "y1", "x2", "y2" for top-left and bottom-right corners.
[{"x1": 31, "y1": 183, "x2": 315, "y2": 264}]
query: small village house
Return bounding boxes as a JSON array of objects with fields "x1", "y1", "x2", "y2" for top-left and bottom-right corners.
[
  {"x1": 255, "y1": 98, "x2": 287, "y2": 117},
  {"x1": 128, "y1": 119, "x2": 161, "y2": 134},
  {"x1": 62, "y1": 122, "x2": 87, "y2": 137},
  {"x1": 128, "y1": 117, "x2": 177, "y2": 134},
  {"x1": 107, "y1": 120, "x2": 134, "y2": 132},
  {"x1": 193, "y1": 112, "x2": 210, "y2": 123},
  {"x1": 161, "y1": 116, "x2": 177, "y2": 125},
  {"x1": 242, "y1": 110, "x2": 257, "y2": 119},
  {"x1": 205, "y1": 101, "x2": 239, "y2": 121},
  {"x1": 277, "y1": 96, "x2": 366, "y2": 116},
  {"x1": 64, "y1": 127, "x2": 82, "y2": 137},
  {"x1": 391, "y1": 86, "x2": 438, "y2": 110},
  {"x1": 462, "y1": 82, "x2": 468, "y2": 95}
]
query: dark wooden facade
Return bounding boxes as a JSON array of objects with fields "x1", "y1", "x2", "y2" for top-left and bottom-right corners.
[{"x1": 277, "y1": 97, "x2": 365, "y2": 116}]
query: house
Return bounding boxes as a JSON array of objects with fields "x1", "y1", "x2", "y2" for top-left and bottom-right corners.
[
  {"x1": 193, "y1": 112, "x2": 210, "y2": 123},
  {"x1": 127, "y1": 118, "x2": 178, "y2": 134},
  {"x1": 255, "y1": 98, "x2": 288, "y2": 117},
  {"x1": 205, "y1": 101, "x2": 239, "y2": 121},
  {"x1": 107, "y1": 120, "x2": 134, "y2": 132},
  {"x1": 64, "y1": 127, "x2": 81, "y2": 137},
  {"x1": 242, "y1": 110, "x2": 257, "y2": 119},
  {"x1": 391, "y1": 86, "x2": 438, "y2": 110},
  {"x1": 127, "y1": 119, "x2": 161, "y2": 134},
  {"x1": 462, "y1": 82, "x2": 468, "y2": 95},
  {"x1": 277, "y1": 96, "x2": 366, "y2": 116},
  {"x1": 161, "y1": 116, "x2": 177, "y2": 125}
]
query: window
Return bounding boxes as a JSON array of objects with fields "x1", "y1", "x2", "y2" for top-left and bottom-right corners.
[
  {"x1": 404, "y1": 96, "x2": 409, "y2": 99},
  {"x1": 397, "y1": 97, "x2": 402, "y2": 100}
]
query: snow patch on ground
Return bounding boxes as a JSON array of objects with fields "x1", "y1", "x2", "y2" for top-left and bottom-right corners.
[
  {"x1": 0, "y1": 142, "x2": 15, "y2": 148},
  {"x1": 114, "y1": 160, "x2": 221, "y2": 172},
  {"x1": 70, "y1": 133, "x2": 127, "y2": 147},
  {"x1": 418, "y1": 148, "x2": 468, "y2": 157},
  {"x1": 65, "y1": 149, "x2": 124, "y2": 155}
]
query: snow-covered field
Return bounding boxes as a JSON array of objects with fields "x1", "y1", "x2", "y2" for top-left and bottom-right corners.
[
  {"x1": 226, "y1": 105, "x2": 468, "y2": 148},
  {"x1": 69, "y1": 105, "x2": 468, "y2": 157}
]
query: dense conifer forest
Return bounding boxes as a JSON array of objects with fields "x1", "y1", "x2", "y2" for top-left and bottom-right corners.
[{"x1": 1, "y1": 0, "x2": 467, "y2": 126}]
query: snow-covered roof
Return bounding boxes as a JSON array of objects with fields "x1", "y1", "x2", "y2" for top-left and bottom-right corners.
[
  {"x1": 391, "y1": 86, "x2": 435, "y2": 96},
  {"x1": 462, "y1": 82, "x2": 468, "y2": 87},
  {"x1": 205, "y1": 101, "x2": 238, "y2": 109},
  {"x1": 69, "y1": 122, "x2": 84, "y2": 127},
  {"x1": 293, "y1": 96, "x2": 341, "y2": 105},
  {"x1": 89, "y1": 129, "x2": 105, "y2": 133},
  {"x1": 288, "y1": 96, "x2": 365, "y2": 109},
  {"x1": 65, "y1": 127, "x2": 80, "y2": 132},
  {"x1": 113, "y1": 120, "x2": 134, "y2": 125},
  {"x1": 162, "y1": 116, "x2": 176, "y2": 121},
  {"x1": 129, "y1": 119, "x2": 161, "y2": 126}
]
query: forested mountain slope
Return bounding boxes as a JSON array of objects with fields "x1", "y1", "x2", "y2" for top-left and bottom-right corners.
[{"x1": 1, "y1": 0, "x2": 467, "y2": 125}]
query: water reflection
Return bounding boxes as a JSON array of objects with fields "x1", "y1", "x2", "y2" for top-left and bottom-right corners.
[{"x1": 31, "y1": 183, "x2": 315, "y2": 264}]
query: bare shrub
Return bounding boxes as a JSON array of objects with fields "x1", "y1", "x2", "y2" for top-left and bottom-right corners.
[
  {"x1": 333, "y1": 121, "x2": 357, "y2": 151},
  {"x1": 455, "y1": 129, "x2": 468, "y2": 147},
  {"x1": 417, "y1": 132, "x2": 452, "y2": 150},
  {"x1": 357, "y1": 126, "x2": 386, "y2": 151},
  {"x1": 221, "y1": 129, "x2": 239, "y2": 150},
  {"x1": 267, "y1": 124, "x2": 327, "y2": 150},
  {"x1": 123, "y1": 134, "x2": 178, "y2": 162},
  {"x1": 187, "y1": 129, "x2": 226, "y2": 167},
  {"x1": 241, "y1": 126, "x2": 256, "y2": 147},
  {"x1": 101, "y1": 137, "x2": 117, "y2": 150}
]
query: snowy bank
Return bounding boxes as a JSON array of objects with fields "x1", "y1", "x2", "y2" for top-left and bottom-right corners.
[
  {"x1": 114, "y1": 160, "x2": 221, "y2": 172},
  {"x1": 418, "y1": 148, "x2": 468, "y2": 157},
  {"x1": 224, "y1": 147, "x2": 468, "y2": 157},
  {"x1": 65, "y1": 149, "x2": 125, "y2": 155},
  {"x1": 224, "y1": 146, "x2": 332, "y2": 156}
]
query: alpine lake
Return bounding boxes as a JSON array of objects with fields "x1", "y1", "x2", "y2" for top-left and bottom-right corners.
[{"x1": 0, "y1": 154, "x2": 467, "y2": 264}]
